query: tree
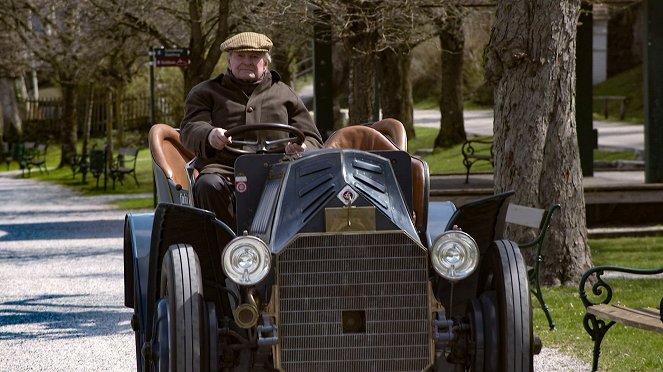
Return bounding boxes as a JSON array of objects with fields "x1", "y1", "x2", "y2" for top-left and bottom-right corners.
[
  {"x1": 303, "y1": 1, "x2": 449, "y2": 130},
  {"x1": 485, "y1": 0, "x2": 591, "y2": 285},
  {"x1": 4, "y1": 0, "x2": 152, "y2": 167},
  {"x1": 94, "y1": 0, "x2": 235, "y2": 96},
  {"x1": 434, "y1": 5, "x2": 467, "y2": 148},
  {"x1": 4, "y1": 0, "x2": 105, "y2": 167},
  {"x1": 0, "y1": 8, "x2": 33, "y2": 142},
  {"x1": 379, "y1": 47, "x2": 414, "y2": 138}
]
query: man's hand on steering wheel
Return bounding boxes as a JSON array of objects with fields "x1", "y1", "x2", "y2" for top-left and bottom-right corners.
[
  {"x1": 218, "y1": 123, "x2": 306, "y2": 155},
  {"x1": 208, "y1": 128, "x2": 232, "y2": 150},
  {"x1": 285, "y1": 142, "x2": 307, "y2": 154}
]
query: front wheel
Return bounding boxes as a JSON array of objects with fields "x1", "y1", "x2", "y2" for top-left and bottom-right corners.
[
  {"x1": 476, "y1": 240, "x2": 533, "y2": 372},
  {"x1": 159, "y1": 244, "x2": 205, "y2": 372}
]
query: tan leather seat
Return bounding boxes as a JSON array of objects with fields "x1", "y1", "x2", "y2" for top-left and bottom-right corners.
[
  {"x1": 149, "y1": 124, "x2": 195, "y2": 190},
  {"x1": 324, "y1": 123, "x2": 428, "y2": 232},
  {"x1": 368, "y1": 118, "x2": 407, "y2": 151}
]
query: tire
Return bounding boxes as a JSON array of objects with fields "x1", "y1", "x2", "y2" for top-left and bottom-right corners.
[
  {"x1": 477, "y1": 240, "x2": 533, "y2": 372},
  {"x1": 160, "y1": 244, "x2": 205, "y2": 372}
]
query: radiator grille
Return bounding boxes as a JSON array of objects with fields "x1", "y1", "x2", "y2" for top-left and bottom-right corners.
[{"x1": 277, "y1": 232, "x2": 432, "y2": 371}]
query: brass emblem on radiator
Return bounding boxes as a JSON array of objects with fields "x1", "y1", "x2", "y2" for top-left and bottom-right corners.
[{"x1": 325, "y1": 206, "x2": 376, "y2": 232}]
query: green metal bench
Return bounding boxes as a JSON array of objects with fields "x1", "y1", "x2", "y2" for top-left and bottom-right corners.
[
  {"x1": 461, "y1": 137, "x2": 493, "y2": 183},
  {"x1": 506, "y1": 203, "x2": 560, "y2": 330},
  {"x1": 579, "y1": 265, "x2": 663, "y2": 372},
  {"x1": 24, "y1": 143, "x2": 48, "y2": 176}
]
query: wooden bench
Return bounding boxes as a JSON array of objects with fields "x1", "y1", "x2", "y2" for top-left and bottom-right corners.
[
  {"x1": 579, "y1": 265, "x2": 663, "y2": 372},
  {"x1": 593, "y1": 95, "x2": 629, "y2": 120},
  {"x1": 461, "y1": 137, "x2": 493, "y2": 183}
]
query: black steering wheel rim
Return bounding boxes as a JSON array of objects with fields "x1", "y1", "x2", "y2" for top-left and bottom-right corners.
[{"x1": 223, "y1": 123, "x2": 306, "y2": 155}]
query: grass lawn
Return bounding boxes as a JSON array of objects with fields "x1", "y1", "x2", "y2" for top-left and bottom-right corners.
[
  {"x1": 409, "y1": 126, "x2": 639, "y2": 175},
  {"x1": 3, "y1": 141, "x2": 155, "y2": 209},
  {"x1": 533, "y1": 237, "x2": 663, "y2": 371}
]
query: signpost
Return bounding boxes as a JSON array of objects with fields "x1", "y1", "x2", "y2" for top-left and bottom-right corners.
[
  {"x1": 154, "y1": 48, "x2": 192, "y2": 68},
  {"x1": 149, "y1": 47, "x2": 191, "y2": 206}
]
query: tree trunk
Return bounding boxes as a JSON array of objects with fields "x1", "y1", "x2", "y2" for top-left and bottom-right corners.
[
  {"x1": 59, "y1": 83, "x2": 78, "y2": 168},
  {"x1": 342, "y1": 2, "x2": 377, "y2": 125},
  {"x1": 344, "y1": 45, "x2": 375, "y2": 125},
  {"x1": 182, "y1": 0, "x2": 229, "y2": 96},
  {"x1": 0, "y1": 79, "x2": 22, "y2": 140},
  {"x1": 435, "y1": 11, "x2": 467, "y2": 148},
  {"x1": 379, "y1": 48, "x2": 415, "y2": 139},
  {"x1": 485, "y1": 0, "x2": 591, "y2": 286}
]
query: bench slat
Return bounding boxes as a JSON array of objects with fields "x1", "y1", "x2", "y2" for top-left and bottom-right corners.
[{"x1": 588, "y1": 304, "x2": 663, "y2": 334}]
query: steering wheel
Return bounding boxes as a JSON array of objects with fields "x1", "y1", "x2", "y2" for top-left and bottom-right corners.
[{"x1": 223, "y1": 123, "x2": 306, "y2": 155}]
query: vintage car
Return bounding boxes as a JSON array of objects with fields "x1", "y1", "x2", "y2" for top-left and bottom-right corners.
[{"x1": 123, "y1": 122, "x2": 535, "y2": 371}]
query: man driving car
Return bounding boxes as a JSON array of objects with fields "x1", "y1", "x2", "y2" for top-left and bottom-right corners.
[{"x1": 180, "y1": 31, "x2": 324, "y2": 227}]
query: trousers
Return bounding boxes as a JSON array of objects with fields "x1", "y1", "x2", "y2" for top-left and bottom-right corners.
[{"x1": 193, "y1": 172, "x2": 237, "y2": 230}]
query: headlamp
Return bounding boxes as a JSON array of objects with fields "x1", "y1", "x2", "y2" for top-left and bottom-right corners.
[
  {"x1": 430, "y1": 230, "x2": 479, "y2": 282},
  {"x1": 222, "y1": 236, "x2": 271, "y2": 285}
]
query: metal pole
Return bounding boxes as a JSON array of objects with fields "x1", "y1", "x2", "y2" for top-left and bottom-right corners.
[
  {"x1": 645, "y1": 0, "x2": 663, "y2": 182},
  {"x1": 312, "y1": 8, "x2": 334, "y2": 140},
  {"x1": 149, "y1": 48, "x2": 157, "y2": 206},
  {"x1": 576, "y1": 2, "x2": 595, "y2": 176}
]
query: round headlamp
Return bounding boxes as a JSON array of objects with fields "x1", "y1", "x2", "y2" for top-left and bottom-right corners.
[
  {"x1": 222, "y1": 236, "x2": 271, "y2": 286},
  {"x1": 430, "y1": 230, "x2": 479, "y2": 282}
]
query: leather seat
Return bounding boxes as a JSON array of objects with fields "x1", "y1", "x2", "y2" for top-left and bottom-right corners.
[{"x1": 149, "y1": 124, "x2": 196, "y2": 203}]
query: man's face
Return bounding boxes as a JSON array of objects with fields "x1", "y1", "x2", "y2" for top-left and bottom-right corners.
[{"x1": 229, "y1": 51, "x2": 268, "y2": 82}]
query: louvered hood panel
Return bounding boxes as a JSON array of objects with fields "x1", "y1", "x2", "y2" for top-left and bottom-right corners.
[{"x1": 267, "y1": 150, "x2": 418, "y2": 252}]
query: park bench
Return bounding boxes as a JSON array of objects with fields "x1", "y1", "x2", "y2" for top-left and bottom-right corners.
[
  {"x1": 24, "y1": 143, "x2": 49, "y2": 177},
  {"x1": 71, "y1": 144, "x2": 110, "y2": 189},
  {"x1": 579, "y1": 265, "x2": 663, "y2": 372},
  {"x1": 110, "y1": 146, "x2": 140, "y2": 189},
  {"x1": 461, "y1": 137, "x2": 493, "y2": 183},
  {"x1": 505, "y1": 202, "x2": 561, "y2": 330},
  {"x1": 593, "y1": 95, "x2": 629, "y2": 120}
]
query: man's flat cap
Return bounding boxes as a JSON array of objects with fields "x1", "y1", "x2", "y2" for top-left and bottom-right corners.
[{"x1": 220, "y1": 32, "x2": 273, "y2": 53}]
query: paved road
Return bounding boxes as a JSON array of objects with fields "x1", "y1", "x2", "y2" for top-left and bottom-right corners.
[
  {"x1": 414, "y1": 109, "x2": 644, "y2": 152},
  {"x1": 0, "y1": 175, "x2": 136, "y2": 371},
  {"x1": 0, "y1": 173, "x2": 588, "y2": 371}
]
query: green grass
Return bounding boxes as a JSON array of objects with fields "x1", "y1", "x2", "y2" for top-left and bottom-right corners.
[
  {"x1": 409, "y1": 126, "x2": 639, "y2": 174},
  {"x1": 534, "y1": 279, "x2": 663, "y2": 371},
  {"x1": 4, "y1": 141, "x2": 155, "y2": 209},
  {"x1": 533, "y1": 236, "x2": 663, "y2": 371},
  {"x1": 591, "y1": 236, "x2": 663, "y2": 267},
  {"x1": 593, "y1": 64, "x2": 643, "y2": 124}
]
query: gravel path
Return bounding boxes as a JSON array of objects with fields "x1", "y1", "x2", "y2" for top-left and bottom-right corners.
[
  {"x1": 0, "y1": 175, "x2": 140, "y2": 371},
  {"x1": 0, "y1": 174, "x2": 590, "y2": 371}
]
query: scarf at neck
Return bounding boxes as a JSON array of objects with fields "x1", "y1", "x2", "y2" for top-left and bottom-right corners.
[{"x1": 228, "y1": 70, "x2": 265, "y2": 96}]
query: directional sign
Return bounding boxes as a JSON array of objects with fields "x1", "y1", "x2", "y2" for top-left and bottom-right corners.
[{"x1": 154, "y1": 48, "x2": 191, "y2": 68}]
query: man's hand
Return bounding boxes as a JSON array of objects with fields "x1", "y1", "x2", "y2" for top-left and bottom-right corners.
[
  {"x1": 208, "y1": 128, "x2": 232, "y2": 150},
  {"x1": 285, "y1": 142, "x2": 307, "y2": 154}
]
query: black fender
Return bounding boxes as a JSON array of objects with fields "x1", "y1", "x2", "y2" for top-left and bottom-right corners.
[{"x1": 123, "y1": 213, "x2": 154, "y2": 326}]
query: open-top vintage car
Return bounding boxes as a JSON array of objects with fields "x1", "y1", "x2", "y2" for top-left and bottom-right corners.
[{"x1": 123, "y1": 121, "x2": 535, "y2": 371}]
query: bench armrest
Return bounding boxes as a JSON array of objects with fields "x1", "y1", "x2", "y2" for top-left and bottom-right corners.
[{"x1": 579, "y1": 265, "x2": 663, "y2": 308}]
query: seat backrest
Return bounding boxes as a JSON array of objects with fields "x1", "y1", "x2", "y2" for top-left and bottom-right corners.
[
  {"x1": 505, "y1": 203, "x2": 560, "y2": 248},
  {"x1": 36, "y1": 144, "x2": 47, "y2": 157},
  {"x1": 366, "y1": 118, "x2": 408, "y2": 151},
  {"x1": 324, "y1": 125, "x2": 402, "y2": 151},
  {"x1": 117, "y1": 147, "x2": 138, "y2": 160},
  {"x1": 149, "y1": 124, "x2": 195, "y2": 189}
]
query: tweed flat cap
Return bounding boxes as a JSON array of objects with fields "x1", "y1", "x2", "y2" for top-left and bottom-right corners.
[{"x1": 220, "y1": 32, "x2": 273, "y2": 53}]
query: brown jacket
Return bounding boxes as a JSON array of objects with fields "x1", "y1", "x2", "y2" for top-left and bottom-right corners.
[{"x1": 180, "y1": 70, "x2": 323, "y2": 175}]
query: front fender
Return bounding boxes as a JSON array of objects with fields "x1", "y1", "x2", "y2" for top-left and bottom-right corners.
[{"x1": 123, "y1": 213, "x2": 154, "y2": 327}]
